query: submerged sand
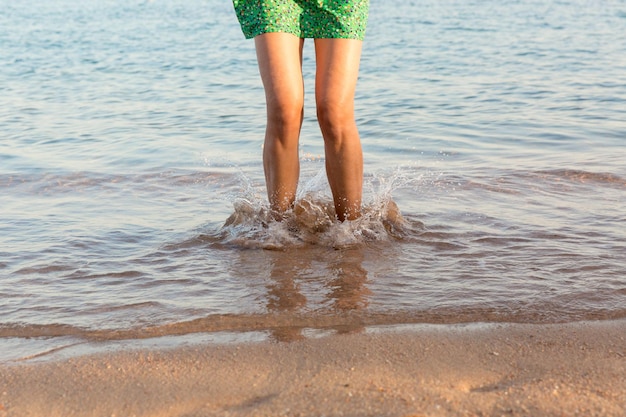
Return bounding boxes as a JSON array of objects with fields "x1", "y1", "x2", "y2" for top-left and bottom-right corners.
[{"x1": 1, "y1": 321, "x2": 625, "y2": 417}]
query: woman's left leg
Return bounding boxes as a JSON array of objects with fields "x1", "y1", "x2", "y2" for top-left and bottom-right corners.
[{"x1": 314, "y1": 38, "x2": 364, "y2": 221}]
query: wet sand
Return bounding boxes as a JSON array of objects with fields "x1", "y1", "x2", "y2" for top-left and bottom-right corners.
[{"x1": 1, "y1": 321, "x2": 625, "y2": 417}]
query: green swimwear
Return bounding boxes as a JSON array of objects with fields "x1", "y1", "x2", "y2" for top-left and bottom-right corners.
[{"x1": 233, "y1": 0, "x2": 369, "y2": 40}]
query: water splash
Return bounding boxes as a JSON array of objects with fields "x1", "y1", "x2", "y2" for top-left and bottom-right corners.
[{"x1": 219, "y1": 169, "x2": 416, "y2": 249}]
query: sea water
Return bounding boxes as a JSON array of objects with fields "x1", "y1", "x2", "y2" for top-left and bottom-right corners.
[{"x1": 1, "y1": 0, "x2": 625, "y2": 361}]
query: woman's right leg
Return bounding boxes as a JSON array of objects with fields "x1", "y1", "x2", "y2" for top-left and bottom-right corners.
[{"x1": 254, "y1": 33, "x2": 305, "y2": 213}]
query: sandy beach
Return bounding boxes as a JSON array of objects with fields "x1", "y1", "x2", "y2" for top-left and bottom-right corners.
[{"x1": 1, "y1": 320, "x2": 625, "y2": 417}]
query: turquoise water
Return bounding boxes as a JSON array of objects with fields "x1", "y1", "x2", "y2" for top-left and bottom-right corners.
[{"x1": 1, "y1": 0, "x2": 625, "y2": 361}]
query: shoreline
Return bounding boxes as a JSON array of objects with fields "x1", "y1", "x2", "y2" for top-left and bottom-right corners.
[{"x1": 1, "y1": 320, "x2": 625, "y2": 416}]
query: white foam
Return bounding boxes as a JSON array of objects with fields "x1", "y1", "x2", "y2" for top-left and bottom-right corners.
[{"x1": 220, "y1": 170, "x2": 413, "y2": 249}]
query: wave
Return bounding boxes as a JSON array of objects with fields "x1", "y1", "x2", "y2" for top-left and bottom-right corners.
[
  {"x1": 4, "y1": 306, "x2": 626, "y2": 345},
  {"x1": 532, "y1": 169, "x2": 626, "y2": 186},
  {"x1": 0, "y1": 169, "x2": 235, "y2": 194}
]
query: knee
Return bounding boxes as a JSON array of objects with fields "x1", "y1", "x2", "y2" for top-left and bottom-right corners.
[
  {"x1": 316, "y1": 97, "x2": 354, "y2": 140},
  {"x1": 266, "y1": 94, "x2": 304, "y2": 133}
]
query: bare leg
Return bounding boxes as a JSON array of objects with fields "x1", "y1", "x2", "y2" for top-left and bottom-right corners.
[
  {"x1": 254, "y1": 33, "x2": 305, "y2": 213},
  {"x1": 314, "y1": 38, "x2": 364, "y2": 221}
]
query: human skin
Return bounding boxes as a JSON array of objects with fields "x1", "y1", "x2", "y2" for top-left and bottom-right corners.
[{"x1": 254, "y1": 33, "x2": 364, "y2": 221}]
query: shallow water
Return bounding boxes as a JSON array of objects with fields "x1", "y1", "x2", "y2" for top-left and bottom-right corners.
[{"x1": 1, "y1": 0, "x2": 626, "y2": 361}]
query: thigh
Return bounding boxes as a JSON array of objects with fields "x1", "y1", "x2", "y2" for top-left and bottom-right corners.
[
  {"x1": 314, "y1": 38, "x2": 363, "y2": 106},
  {"x1": 255, "y1": 33, "x2": 305, "y2": 108}
]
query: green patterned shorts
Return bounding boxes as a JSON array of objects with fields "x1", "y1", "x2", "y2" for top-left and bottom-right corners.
[{"x1": 232, "y1": 0, "x2": 369, "y2": 40}]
